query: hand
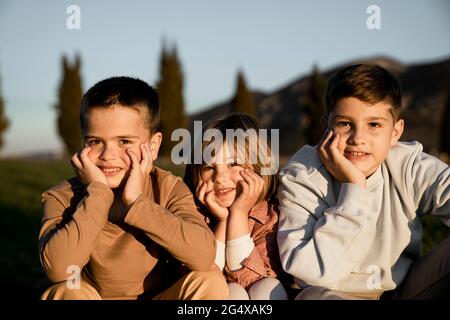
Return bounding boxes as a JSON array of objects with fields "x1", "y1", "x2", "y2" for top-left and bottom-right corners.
[
  {"x1": 71, "y1": 147, "x2": 109, "y2": 186},
  {"x1": 122, "y1": 143, "x2": 153, "y2": 207},
  {"x1": 229, "y1": 169, "x2": 264, "y2": 216},
  {"x1": 317, "y1": 130, "x2": 366, "y2": 188},
  {"x1": 196, "y1": 182, "x2": 229, "y2": 221}
]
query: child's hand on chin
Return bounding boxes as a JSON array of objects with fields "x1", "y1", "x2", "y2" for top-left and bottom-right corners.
[
  {"x1": 229, "y1": 169, "x2": 264, "y2": 216},
  {"x1": 196, "y1": 182, "x2": 229, "y2": 221},
  {"x1": 122, "y1": 143, "x2": 153, "y2": 207},
  {"x1": 317, "y1": 130, "x2": 366, "y2": 188},
  {"x1": 71, "y1": 147, "x2": 109, "y2": 186}
]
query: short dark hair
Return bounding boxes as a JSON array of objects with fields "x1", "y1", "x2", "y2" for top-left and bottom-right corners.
[
  {"x1": 325, "y1": 64, "x2": 402, "y2": 121},
  {"x1": 80, "y1": 76, "x2": 160, "y2": 134}
]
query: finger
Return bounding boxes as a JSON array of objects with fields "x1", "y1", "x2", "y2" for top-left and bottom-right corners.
[
  {"x1": 317, "y1": 129, "x2": 331, "y2": 148},
  {"x1": 121, "y1": 153, "x2": 131, "y2": 168},
  {"x1": 249, "y1": 170, "x2": 264, "y2": 197},
  {"x1": 79, "y1": 147, "x2": 91, "y2": 165},
  {"x1": 328, "y1": 133, "x2": 342, "y2": 160},
  {"x1": 242, "y1": 169, "x2": 257, "y2": 195},
  {"x1": 205, "y1": 190, "x2": 222, "y2": 209},
  {"x1": 319, "y1": 130, "x2": 333, "y2": 161},
  {"x1": 205, "y1": 190, "x2": 215, "y2": 206},
  {"x1": 250, "y1": 171, "x2": 265, "y2": 195},
  {"x1": 140, "y1": 144, "x2": 150, "y2": 172},
  {"x1": 71, "y1": 152, "x2": 83, "y2": 169},
  {"x1": 318, "y1": 131, "x2": 329, "y2": 156},
  {"x1": 127, "y1": 149, "x2": 140, "y2": 172},
  {"x1": 319, "y1": 129, "x2": 332, "y2": 148},
  {"x1": 318, "y1": 146, "x2": 328, "y2": 163},
  {"x1": 237, "y1": 177, "x2": 249, "y2": 195},
  {"x1": 145, "y1": 143, "x2": 153, "y2": 170},
  {"x1": 323, "y1": 130, "x2": 334, "y2": 149}
]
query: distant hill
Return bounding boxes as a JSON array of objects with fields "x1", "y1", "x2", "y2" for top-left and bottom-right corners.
[{"x1": 188, "y1": 55, "x2": 450, "y2": 156}]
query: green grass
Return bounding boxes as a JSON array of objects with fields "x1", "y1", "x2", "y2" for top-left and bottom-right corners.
[
  {"x1": 0, "y1": 159, "x2": 447, "y2": 299},
  {"x1": 0, "y1": 160, "x2": 74, "y2": 299}
]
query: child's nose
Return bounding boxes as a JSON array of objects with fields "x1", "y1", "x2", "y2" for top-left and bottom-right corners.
[
  {"x1": 348, "y1": 127, "x2": 366, "y2": 145},
  {"x1": 213, "y1": 168, "x2": 228, "y2": 183},
  {"x1": 99, "y1": 144, "x2": 117, "y2": 160}
]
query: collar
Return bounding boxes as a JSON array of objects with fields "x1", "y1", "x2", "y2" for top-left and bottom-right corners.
[
  {"x1": 366, "y1": 165, "x2": 383, "y2": 189},
  {"x1": 249, "y1": 200, "x2": 272, "y2": 224}
]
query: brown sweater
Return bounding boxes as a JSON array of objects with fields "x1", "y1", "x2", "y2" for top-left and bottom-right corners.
[{"x1": 39, "y1": 166, "x2": 216, "y2": 299}]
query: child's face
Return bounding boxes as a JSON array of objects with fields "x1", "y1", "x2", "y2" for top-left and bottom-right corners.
[
  {"x1": 199, "y1": 144, "x2": 247, "y2": 208},
  {"x1": 327, "y1": 97, "x2": 404, "y2": 178},
  {"x1": 83, "y1": 106, "x2": 160, "y2": 188}
]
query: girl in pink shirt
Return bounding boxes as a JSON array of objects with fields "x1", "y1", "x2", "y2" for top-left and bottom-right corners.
[{"x1": 184, "y1": 113, "x2": 291, "y2": 300}]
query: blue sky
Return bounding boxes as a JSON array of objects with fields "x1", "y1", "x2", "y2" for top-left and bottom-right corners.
[{"x1": 0, "y1": 0, "x2": 449, "y2": 156}]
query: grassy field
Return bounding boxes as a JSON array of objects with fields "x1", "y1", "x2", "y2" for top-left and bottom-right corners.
[{"x1": 0, "y1": 158, "x2": 448, "y2": 300}]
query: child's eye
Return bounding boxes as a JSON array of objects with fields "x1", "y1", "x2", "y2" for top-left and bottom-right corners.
[
  {"x1": 336, "y1": 121, "x2": 351, "y2": 127},
  {"x1": 227, "y1": 161, "x2": 239, "y2": 167},
  {"x1": 86, "y1": 139, "x2": 101, "y2": 147},
  {"x1": 119, "y1": 139, "x2": 132, "y2": 145},
  {"x1": 369, "y1": 122, "x2": 382, "y2": 128},
  {"x1": 203, "y1": 165, "x2": 213, "y2": 171}
]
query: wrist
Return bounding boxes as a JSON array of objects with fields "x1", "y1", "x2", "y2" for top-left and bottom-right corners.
[
  {"x1": 229, "y1": 207, "x2": 249, "y2": 217},
  {"x1": 124, "y1": 193, "x2": 142, "y2": 208},
  {"x1": 350, "y1": 176, "x2": 367, "y2": 188}
]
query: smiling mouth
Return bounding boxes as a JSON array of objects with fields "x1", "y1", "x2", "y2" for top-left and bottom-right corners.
[
  {"x1": 215, "y1": 188, "x2": 235, "y2": 197},
  {"x1": 345, "y1": 151, "x2": 368, "y2": 156},
  {"x1": 100, "y1": 167, "x2": 123, "y2": 176},
  {"x1": 344, "y1": 151, "x2": 369, "y2": 160}
]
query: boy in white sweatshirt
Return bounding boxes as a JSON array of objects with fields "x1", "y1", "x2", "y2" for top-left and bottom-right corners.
[{"x1": 277, "y1": 64, "x2": 449, "y2": 299}]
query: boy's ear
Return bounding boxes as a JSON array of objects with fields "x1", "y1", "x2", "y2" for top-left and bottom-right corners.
[
  {"x1": 149, "y1": 132, "x2": 162, "y2": 161},
  {"x1": 390, "y1": 119, "x2": 404, "y2": 147}
]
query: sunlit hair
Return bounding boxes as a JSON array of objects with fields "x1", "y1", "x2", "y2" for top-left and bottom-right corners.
[
  {"x1": 184, "y1": 113, "x2": 277, "y2": 203},
  {"x1": 80, "y1": 76, "x2": 160, "y2": 135},
  {"x1": 325, "y1": 64, "x2": 402, "y2": 122}
]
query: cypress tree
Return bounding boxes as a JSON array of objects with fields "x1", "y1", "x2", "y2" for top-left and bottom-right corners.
[
  {"x1": 440, "y1": 89, "x2": 450, "y2": 157},
  {"x1": 0, "y1": 73, "x2": 9, "y2": 150},
  {"x1": 55, "y1": 54, "x2": 83, "y2": 157},
  {"x1": 157, "y1": 42, "x2": 186, "y2": 157},
  {"x1": 304, "y1": 65, "x2": 326, "y2": 146},
  {"x1": 232, "y1": 70, "x2": 256, "y2": 117}
]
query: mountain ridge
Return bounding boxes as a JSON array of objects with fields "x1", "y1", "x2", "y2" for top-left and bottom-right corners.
[{"x1": 189, "y1": 55, "x2": 450, "y2": 156}]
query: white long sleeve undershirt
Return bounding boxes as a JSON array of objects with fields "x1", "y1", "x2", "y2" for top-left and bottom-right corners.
[{"x1": 226, "y1": 233, "x2": 255, "y2": 271}]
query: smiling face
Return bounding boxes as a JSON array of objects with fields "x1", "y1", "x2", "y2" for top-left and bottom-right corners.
[
  {"x1": 199, "y1": 143, "x2": 250, "y2": 208},
  {"x1": 83, "y1": 105, "x2": 161, "y2": 188},
  {"x1": 327, "y1": 97, "x2": 404, "y2": 177}
]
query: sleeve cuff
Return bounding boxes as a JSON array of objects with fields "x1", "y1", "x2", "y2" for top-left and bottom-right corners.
[
  {"x1": 226, "y1": 233, "x2": 255, "y2": 271},
  {"x1": 215, "y1": 240, "x2": 226, "y2": 270},
  {"x1": 83, "y1": 181, "x2": 114, "y2": 227}
]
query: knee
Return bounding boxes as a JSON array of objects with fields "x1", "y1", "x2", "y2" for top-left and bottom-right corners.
[
  {"x1": 228, "y1": 282, "x2": 249, "y2": 300},
  {"x1": 186, "y1": 271, "x2": 229, "y2": 300},
  {"x1": 41, "y1": 280, "x2": 101, "y2": 300},
  {"x1": 248, "y1": 278, "x2": 288, "y2": 300}
]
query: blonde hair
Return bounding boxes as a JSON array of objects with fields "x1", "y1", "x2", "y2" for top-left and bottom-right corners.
[{"x1": 184, "y1": 113, "x2": 277, "y2": 203}]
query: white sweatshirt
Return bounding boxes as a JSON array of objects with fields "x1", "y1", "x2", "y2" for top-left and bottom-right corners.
[{"x1": 277, "y1": 141, "x2": 449, "y2": 297}]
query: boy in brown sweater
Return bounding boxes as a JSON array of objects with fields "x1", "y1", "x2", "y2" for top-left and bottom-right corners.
[{"x1": 39, "y1": 77, "x2": 228, "y2": 300}]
